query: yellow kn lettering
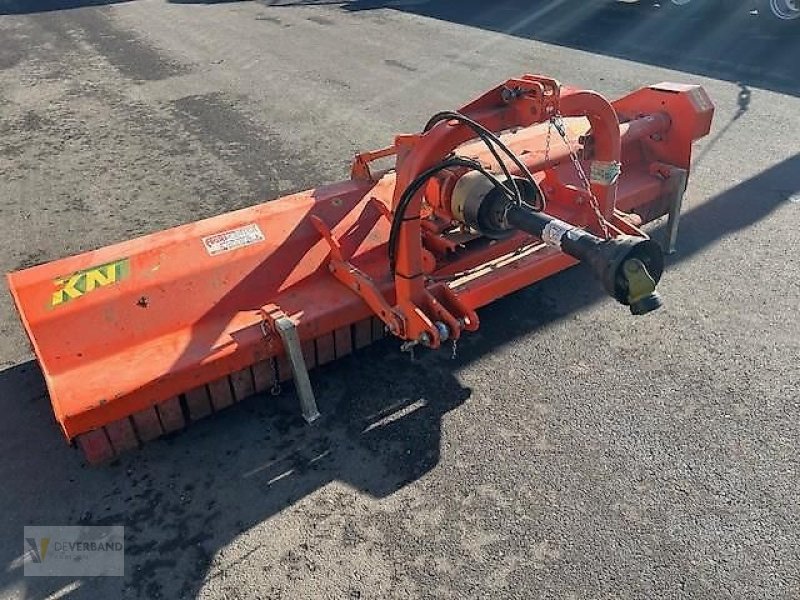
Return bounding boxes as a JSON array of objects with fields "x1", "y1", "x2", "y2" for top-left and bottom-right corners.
[
  {"x1": 50, "y1": 259, "x2": 128, "y2": 308},
  {"x1": 51, "y1": 273, "x2": 84, "y2": 306},
  {"x1": 83, "y1": 264, "x2": 117, "y2": 292}
]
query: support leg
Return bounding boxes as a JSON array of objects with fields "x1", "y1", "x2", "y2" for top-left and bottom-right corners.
[
  {"x1": 275, "y1": 316, "x2": 321, "y2": 423},
  {"x1": 665, "y1": 168, "x2": 688, "y2": 255}
]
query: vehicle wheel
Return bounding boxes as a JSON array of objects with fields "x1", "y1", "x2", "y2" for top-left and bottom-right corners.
[
  {"x1": 757, "y1": 0, "x2": 800, "y2": 30},
  {"x1": 765, "y1": 0, "x2": 800, "y2": 20}
]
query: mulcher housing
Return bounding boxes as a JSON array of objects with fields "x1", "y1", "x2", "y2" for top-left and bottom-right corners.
[{"x1": 7, "y1": 76, "x2": 714, "y2": 463}]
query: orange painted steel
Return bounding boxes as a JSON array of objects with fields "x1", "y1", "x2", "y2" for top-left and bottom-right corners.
[{"x1": 6, "y1": 76, "x2": 713, "y2": 463}]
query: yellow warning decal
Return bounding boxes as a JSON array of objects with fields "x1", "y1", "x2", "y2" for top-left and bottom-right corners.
[{"x1": 51, "y1": 258, "x2": 130, "y2": 307}]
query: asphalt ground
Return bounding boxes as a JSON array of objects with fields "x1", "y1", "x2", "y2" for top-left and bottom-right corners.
[{"x1": 0, "y1": 1, "x2": 798, "y2": 598}]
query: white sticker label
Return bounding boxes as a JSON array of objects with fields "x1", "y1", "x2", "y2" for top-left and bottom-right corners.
[
  {"x1": 202, "y1": 223, "x2": 265, "y2": 256},
  {"x1": 541, "y1": 220, "x2": 573, "y2": 249}
]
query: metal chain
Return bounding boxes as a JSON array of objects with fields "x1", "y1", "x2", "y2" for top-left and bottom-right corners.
[
  {"x1": 270, "y1": 359, "x2": 281, "y2": 396},
  {"x1": 544, "y1": 117, "x2": 553, "y2": 164},
  {"x1": 451, "y1": 338, "x2": 458, "y2": 360},
  {"x1": 551, "y1": 115, "x2": 611, "y2": 239},
  {"x1": 259, "y1": 318, "x2": 282, "y2": 395}
]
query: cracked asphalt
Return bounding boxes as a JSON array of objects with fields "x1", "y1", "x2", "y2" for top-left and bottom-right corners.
[{"x1": 0, "y1": 1, "x2": 798, "y2": 598}]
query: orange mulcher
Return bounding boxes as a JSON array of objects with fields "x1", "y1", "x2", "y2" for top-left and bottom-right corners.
[{"x1": 7, "y1": 76, "x2": 713, "y2": 463}]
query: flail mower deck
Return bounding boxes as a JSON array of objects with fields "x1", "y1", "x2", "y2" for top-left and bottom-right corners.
[{"x1": 7, "y1": 76, "x2": 713, "y2": 464}]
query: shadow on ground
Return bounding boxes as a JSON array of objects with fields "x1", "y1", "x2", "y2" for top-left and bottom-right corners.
[
  {"x1": 0, "y1": 0, "x2": 241, "y2": 13},
  {"x1": 0, "y1": 0, "x2": 133, "y2": 14},
  {"x1": 0, "y1": 152, "x2": 797, "y2": 598},
  {"x1": 4, "y1": 0, "x2": 797, "y2": 96},
  {"x1": 267, "y1": 0, "x2": 800, "y2": 97}
]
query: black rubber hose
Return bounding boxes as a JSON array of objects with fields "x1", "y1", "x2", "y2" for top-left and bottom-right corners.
[
  {"x1": 424, "y1": 111, "x2": 520, "y2": 202},
  {"x1": 388, "y1": 157, "x2": 513, "y2": 273},
  {"x1": 423, "y1": 111, "x2": 543, "y2": 210}
]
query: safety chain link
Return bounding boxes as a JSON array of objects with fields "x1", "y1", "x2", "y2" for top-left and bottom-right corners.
[
  {"x1": 549, "y1": 115, "x2": 611, "y2": 239},
  {"x1": 544, "y1": 116, "x2": 553, "y2": 164},
  {"x1": 259, "y1": 318, "x2": 282, "y2": 396},
  {"x1": 270, "y1": 358, "x2": 281, "y2": 395}
]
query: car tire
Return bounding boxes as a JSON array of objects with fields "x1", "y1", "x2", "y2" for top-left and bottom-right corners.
[{"x1": 758, "y1": 0, "x2": 800, "y2": 28}]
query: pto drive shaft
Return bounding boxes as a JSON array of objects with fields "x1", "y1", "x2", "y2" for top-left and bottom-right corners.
[
  {"x1": 452, "y1": 172, "x2": 665, "y2": 315},
  {"x1": 505, "y1": 205, "x2": 665, "y2": 315}
]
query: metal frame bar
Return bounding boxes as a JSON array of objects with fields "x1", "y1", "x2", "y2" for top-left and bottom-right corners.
[
  {"x1": 665, "y1": 168, "x2": 688, "y2": 254},
  {"x1": 275, "y1": 316, "x2": 320, "y2": 424}
]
